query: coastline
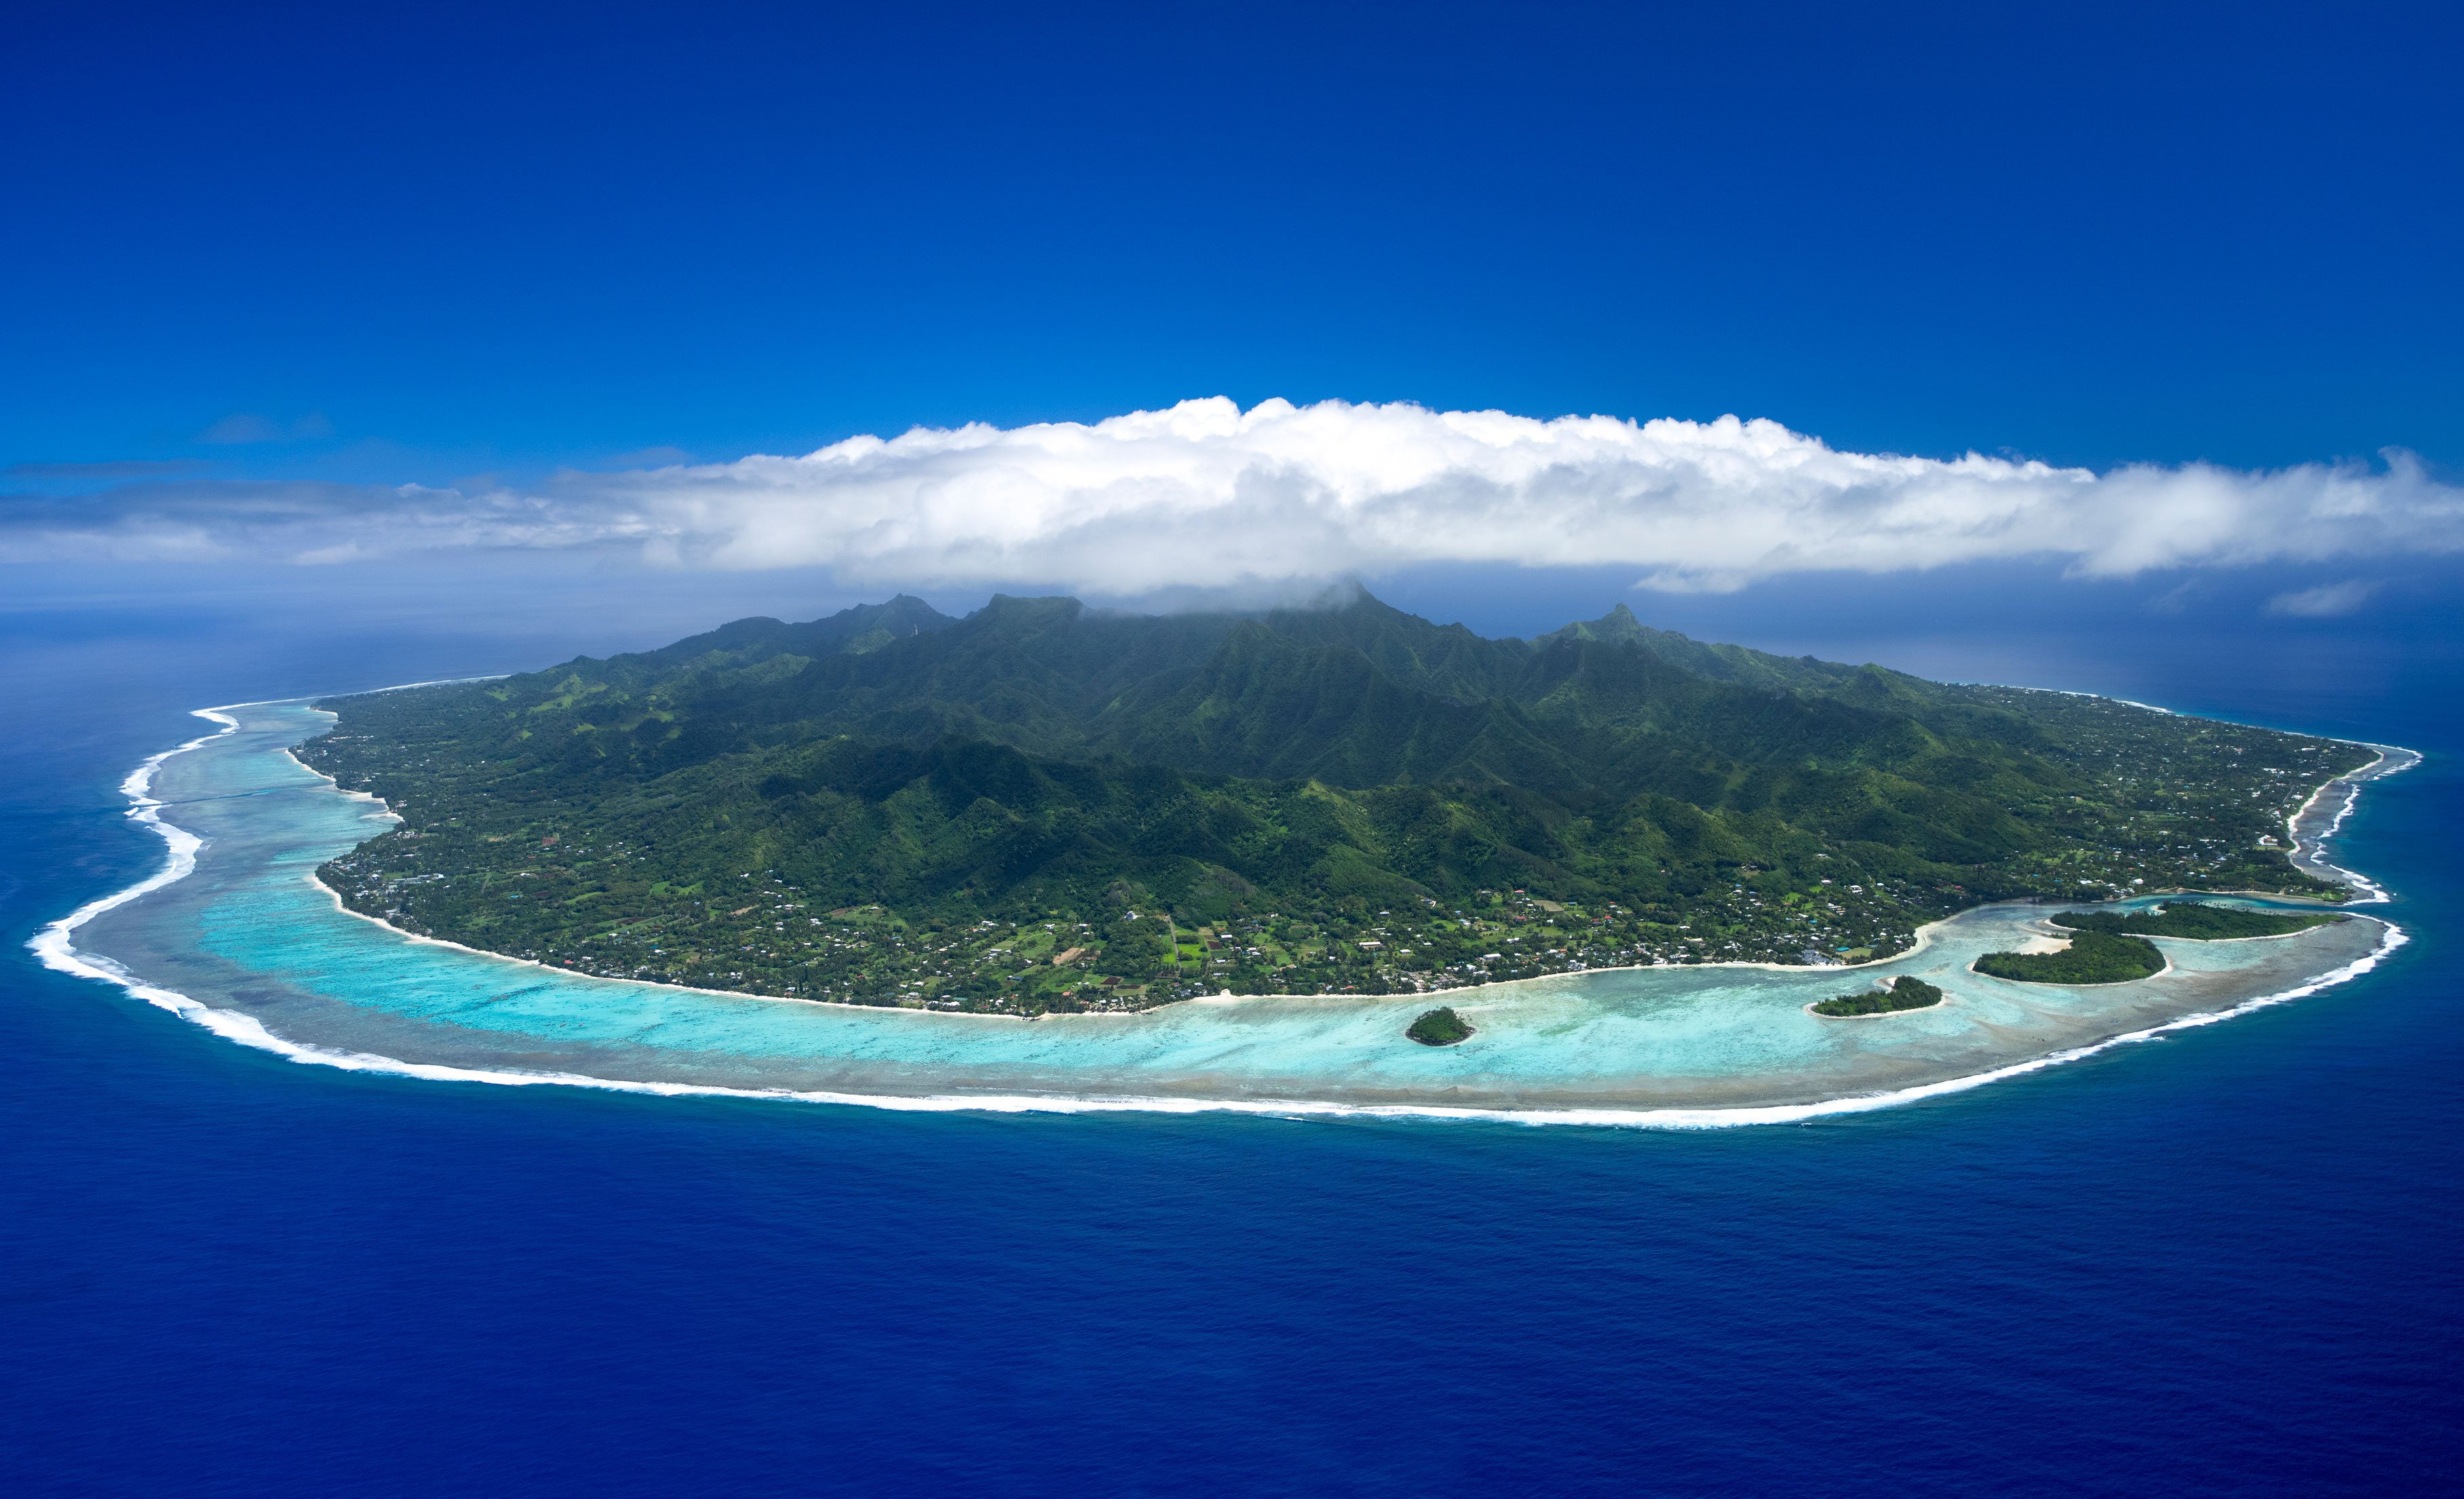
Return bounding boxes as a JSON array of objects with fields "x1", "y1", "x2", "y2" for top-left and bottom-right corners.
[
  {"x1": 285, "y1": 728, "x2": 2396, "y2": 1023},
  {"x1": 2284, "y1": 741, "x2": 2420, "y2": 902},
  {"x1": 275, "y1": 689, "x2": 2419, "y2": 1022},
  {"x1": 28, "y1": 692, "x2": 2420, "y2": 1127},
  {"x1": 280, "y1": 701, "x2": 1956, "y2": 1021}
]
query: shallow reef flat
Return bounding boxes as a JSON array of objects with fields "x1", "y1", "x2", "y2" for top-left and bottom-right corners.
[{"x1": 62, "y1": 700, "x2": 2400, "y2": 1121}]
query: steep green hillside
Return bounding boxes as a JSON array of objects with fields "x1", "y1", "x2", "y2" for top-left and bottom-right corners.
[{"x1": 298, "y1": 591, "x2": 2366, "y2": 1013}]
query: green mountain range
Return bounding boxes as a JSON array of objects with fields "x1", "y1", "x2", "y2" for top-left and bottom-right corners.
[{"x1": 299, "y1": 591, "x2": 2366, "y2": 1013}]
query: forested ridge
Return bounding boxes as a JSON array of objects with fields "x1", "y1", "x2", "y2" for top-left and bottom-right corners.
[{"x1": 298, "y1": 591, "x2": 2366, "y2": 1013}]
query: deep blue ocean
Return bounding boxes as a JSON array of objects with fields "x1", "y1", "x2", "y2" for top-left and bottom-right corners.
[{"x1": 3, "y1": 595, "x2": 2458, "y2": 1496}]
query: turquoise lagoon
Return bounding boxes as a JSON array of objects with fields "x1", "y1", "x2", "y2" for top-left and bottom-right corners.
[{"x1": 53, "y1": 700, "x2": 2402, "y2": 1123}]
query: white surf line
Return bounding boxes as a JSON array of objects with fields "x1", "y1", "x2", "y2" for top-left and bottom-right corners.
[
  {"x1": 2019, "y1": 685, "x2": 2184, "y2": 716},
  {"x1": 24, "y1": 694, "x2": 2418, "y2": 1129},
  {"x1": 206, "y1": 674, "x2": 511, "y2": 711},
  {"x1": 27, "y1": 707, "x2": 239, "y2": 982},
  {"x1": 26, "y1": 681, "x2": 510, "y2": 1026},
  {"x1": 2011, "y1": 684, "x2": 2420, "y2": 911},
  {"x1": 2283, "y1": 743, "x2": 2420, "y2": 906},
  {"x1": 25, "y1": 899, "x2": 2412, "y2": 1129}
]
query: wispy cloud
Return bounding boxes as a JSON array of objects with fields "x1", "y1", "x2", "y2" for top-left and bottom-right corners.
[
  {"x1": 199, "y1": 412, "x2": 334, "y2": 446},
  {"x1": 8, "y1": 399, "x2": 2461, "y2": 593},
  {"x1": 2265, "y1": 579, "x2": 2379, "y2": 617}
]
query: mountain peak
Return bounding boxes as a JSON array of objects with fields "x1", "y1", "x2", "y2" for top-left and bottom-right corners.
[{"x1": 1533, "y1": 602, "x2": 1651, "y2": 648}]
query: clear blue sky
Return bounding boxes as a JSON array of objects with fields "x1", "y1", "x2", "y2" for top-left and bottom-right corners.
[{"x1": 6, "y1": 0, "x2": 2458, "y2": 486}]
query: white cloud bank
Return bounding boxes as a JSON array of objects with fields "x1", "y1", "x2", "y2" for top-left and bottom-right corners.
[{"x1": 9, "y1": 398, "x2": 2461, "y2": 593}]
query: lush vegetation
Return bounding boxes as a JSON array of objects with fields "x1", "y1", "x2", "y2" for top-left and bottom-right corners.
[
  {"x1": 298, "y1": 591, "x2": 2366, "y2": 1014},
  {"x1": 1975, "y1": 930, "x2": 2165, "y2": 985},
  {"x1": 1406, "y1": 1007, "x2": 1474, "y2": 1045},
  {"x1": 2052, "y1": 903, "x2": 2342, "y2": 940},
  {"x1": 1812, "y1": 975, "x2": 1945, "y2": 1016}
]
